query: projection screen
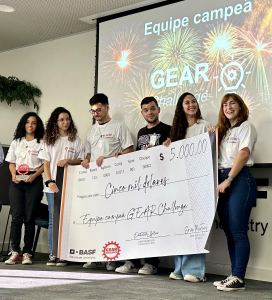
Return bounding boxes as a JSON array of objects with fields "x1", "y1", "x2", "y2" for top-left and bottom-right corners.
[{"x1": 97, "y1": 0, "x2": 272, "y2": 164}]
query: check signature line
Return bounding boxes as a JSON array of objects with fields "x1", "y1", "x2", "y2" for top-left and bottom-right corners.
[
  {"x1": 175, "y1": 230, "x2": 209, "y2": 236},
  {"x1": 125, "y1": 235, "x2": 170, "y2": 242}
]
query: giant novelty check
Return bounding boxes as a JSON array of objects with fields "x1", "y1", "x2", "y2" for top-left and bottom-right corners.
[{"x1": 57, "y1": 132, "x2": 217, "y2": 262}]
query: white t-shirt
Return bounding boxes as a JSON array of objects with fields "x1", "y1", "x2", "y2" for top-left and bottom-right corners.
[
  {"x1": 185, "y1": 119, "x2": 212, "y2": 138},
  {"x1": 84, "y1": 119, "x2": 134, "y2": 162},
  {"x1": 5, "y1": 138, "x2": 43, "y2": 171},
  {"x1": 38, "y1": 136, "x2": 84, "y2": 193},
  {"x1": 219, "y1": 121, "x2": 257, "y2": 169}
]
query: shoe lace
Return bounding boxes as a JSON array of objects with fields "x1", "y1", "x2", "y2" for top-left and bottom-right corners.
[
  {"x1": 221, "y1": 275, "x2": 233, "y2": 284},
  {"x1": 143, "y1": 263, "x2": 152, "y2": 270},
  {"x1": 225, "y1": 277, "x2": 241, "y2": 286},
  {"x1": 23, "y1": 253, "x2": 32, "y2": 259},
  {"x1": 8, "y1": 251, "x2": 18, "y2": 259}
]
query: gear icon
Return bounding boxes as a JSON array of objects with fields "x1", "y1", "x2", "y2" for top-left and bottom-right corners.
[
  {"x1": 102, "y1": 241, "x2": 121, "y2": 261},
  {"x1": 226, "y1": 69, "x2": 237, "y2": 81}
]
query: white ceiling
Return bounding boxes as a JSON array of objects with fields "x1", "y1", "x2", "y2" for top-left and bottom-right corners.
[{"x1": 0, "y1": 0, "x2": 167, "y2": 53}]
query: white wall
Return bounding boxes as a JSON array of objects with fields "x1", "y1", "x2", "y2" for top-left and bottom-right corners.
[{"x1": 0, "y1": 30, "x2": 96, "y2": 254}]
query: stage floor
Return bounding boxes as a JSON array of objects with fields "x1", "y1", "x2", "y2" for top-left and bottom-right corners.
[{"x1": 0, "y1": 253, "x2": 271, "y2": 300}]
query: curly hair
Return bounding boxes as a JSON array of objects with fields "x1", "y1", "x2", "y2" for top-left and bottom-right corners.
[
  {"x1": 14, "y1": 112, "x2": 44, "y2": 143},
  {"x1": 169, "y1": 92, "x2": 202, "y2": 142},
  {"x1": 217, "y1": 93, "x2": 249, "y2": 145},
  {"x1": 43, "y1": 107, "x2": 78, "y2": 145}
]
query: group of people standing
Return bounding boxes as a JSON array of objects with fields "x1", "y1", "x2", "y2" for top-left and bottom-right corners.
[{"x1": 1, "y1": 91, "x2": 257, "y2": 292}]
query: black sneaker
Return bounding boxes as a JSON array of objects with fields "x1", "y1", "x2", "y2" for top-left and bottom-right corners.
[
  {"x1": 217, "y1": 276, "x2": 245, "y2": 291},
  {"x1": 47, "y1": 256, "x2": 57, "y2": 266},
  {"x1": 56, "y1": 259, "x2": 68, "y2": 267},
  {"x1": 213, "y1": 275, "x2": 233, "y2": 287}
]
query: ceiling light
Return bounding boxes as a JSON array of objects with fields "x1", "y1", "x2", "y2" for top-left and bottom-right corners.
[{"x1": 0, "y1": 5, "x2": 15, "y2": 12}]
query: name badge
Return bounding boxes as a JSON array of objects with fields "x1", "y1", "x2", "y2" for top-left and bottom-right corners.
[{"x1": 149, "y1": 135, "x2": 157, "y2": 146}]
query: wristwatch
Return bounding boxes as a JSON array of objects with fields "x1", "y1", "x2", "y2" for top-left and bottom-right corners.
[
  {"x1": 226, "y1": 176, "x2": 233, "y2": 183},
  {"x1": 45, "y1": 179, "x2": 55, "y2": 187}
]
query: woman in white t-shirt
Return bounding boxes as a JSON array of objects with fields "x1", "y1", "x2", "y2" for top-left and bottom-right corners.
[
  {"x1": 164, "y1": 92, "x2": 211, "y2": 282},
  {"x1": 5, "y1": 112, "x2": 44, "y2": 265},
  {"x1": 210, "y1": 93, "x2": 257, "y2": 292},
  {"x1": 38, "y1": 107, "x2": 84, "y2": 267}
]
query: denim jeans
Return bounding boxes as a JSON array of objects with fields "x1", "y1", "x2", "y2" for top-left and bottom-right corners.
[
  {"x1": 46, "y1": 192, "x2": 54, "y2": 258},
  {"x1": 218, "y1": 167, "x2": 257, "y2": 280},
  {"x1": 172, "y1": 254, "x2": 206, "y2": 279},
  {"x1": 9, "y1": 176, "x2": 43, "y2": 254}
]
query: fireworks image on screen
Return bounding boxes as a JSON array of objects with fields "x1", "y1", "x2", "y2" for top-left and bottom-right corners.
[
  {"x1": 124, "y1": 72, "x2": 161, "y2": 126},
  {"x1": 235, "y1": 0, "x2": 272, "y2": 101},
  {"x1": 101, "y1": 22, "x2": 148, "y2": 85},
  {"x1": 150, "y1": 27, "x2": 201, "y2": 90},
  {"x1": 203, "y1": 22, "x2": 239, "y2": 94},
  {"x1": 238, "y1": 90, "x2": 259, "y2": 118}
]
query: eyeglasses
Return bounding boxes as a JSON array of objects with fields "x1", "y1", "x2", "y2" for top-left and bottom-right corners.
[
  {"x1": 89, "y1": 107, "x2": 105, "y2": 115},
  {"x1": 57, "y1": 118, "x2": 71, "y2": 123}
]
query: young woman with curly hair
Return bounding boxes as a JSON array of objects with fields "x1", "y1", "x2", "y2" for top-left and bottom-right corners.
[
  {"x1": 164, "y1": 92, "x2": 211, "y2": 283},
  {"x1": 5, "y1": 112, "x2": 44, "y2": 265},
  {"x1": 38, "y1": 107, "x2": 84, "y2": 267},
  {"x1": 210, "y1": 93, "x2": 257, "y2": 292}
]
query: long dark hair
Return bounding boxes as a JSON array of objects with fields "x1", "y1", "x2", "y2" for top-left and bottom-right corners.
[
  {"x1": 14, "y1": 112, "x2": 44, "y2": 143},
  {"x1": 44, "y1": 107, "x2": 78, "y2": 145},
  {"x1": 217, "y1": 93, "x2": 249, "y2": 145},
  {"x1": 169, "y1": 92, "x2": 202, "y2": 142}
]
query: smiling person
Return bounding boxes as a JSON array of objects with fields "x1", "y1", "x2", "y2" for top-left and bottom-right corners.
[
  {"x1": 81, "y1": 93, "x2": 134, "y2": 270},
  {"x1": 38, "y1": 107, "x2": 84, "y2": 267},
  {"x1": 5, "y1": 112, "x2": 44, "y2": 265},
  {"x1": 115, "y1": 96, "x2": 170, "y2": 275},
  {"x1": 164, "y1": 92, "x2": 211, "y2": 282},
  {"x1": 210, "y1": 93, "x2": 257, "y2": 292}
]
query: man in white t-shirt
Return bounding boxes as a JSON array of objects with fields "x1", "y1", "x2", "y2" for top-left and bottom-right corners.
[{"x1": 81, "y1": 93, "x2": 134, "y2": 270}]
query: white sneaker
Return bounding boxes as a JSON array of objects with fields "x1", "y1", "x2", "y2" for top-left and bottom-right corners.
[
  {"x1": 106, "y1": 261, "x2": 117, "y2": 271},
  {"x1": 115, "y1": 261, "x2": 139, "y2": 273},
  {"x1": 213, "y1": 275, "x2": 233, "y2": 287},
  {"x1": 138, "y1": 263, "x2": 157, "y2": 275},
  {"x1": 169, "y1": 272, "x2": 183, "y2": 280},
  {"x1": 5, "y1": 251, "x2": 20, "y2": 265},
  {"x1": 184, "y1": 274, "x2": 206, "y2": 282},
  {"x1": 22, "y1": 253, "x2": 32, "y2": 265},
  {"x1": 83, "y1": 262, "x2": 106, "y2": 269}
]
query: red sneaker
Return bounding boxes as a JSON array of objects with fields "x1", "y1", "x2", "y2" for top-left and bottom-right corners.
[
  {"x1": 5, "y1": 251, "x2": 20, "y2": 265},
  {"x1": 22, "y1": 253, "x2": 32, "y2": 265}
]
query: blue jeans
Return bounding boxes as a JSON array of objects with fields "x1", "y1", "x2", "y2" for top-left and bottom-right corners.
[
  {"x1": 218, "y1": 167, "x2": 257, "y2": 280},
  {"x1": 172, "y1": 254, "x2": 206, "y2": 279},
  {"x1": 46, "y1": 192, "x2": 54, "y2": 258}
]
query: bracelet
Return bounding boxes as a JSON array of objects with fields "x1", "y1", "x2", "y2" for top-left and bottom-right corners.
[
  {"x1": 226, "y1": 176, "x2": 233, "y2": 183},
  {"x1": 45, "y1": 180, "x2": 55, "y2": 187}
]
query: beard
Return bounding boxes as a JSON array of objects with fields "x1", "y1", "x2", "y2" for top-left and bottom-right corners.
[{"x1": 145, "y1": 116, "x2": 159, "y2": 124}]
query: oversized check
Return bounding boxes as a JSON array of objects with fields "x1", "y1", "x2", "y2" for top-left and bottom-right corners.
[{"x1": 57, "y1": 132, "x2": 217, "y2": 262}]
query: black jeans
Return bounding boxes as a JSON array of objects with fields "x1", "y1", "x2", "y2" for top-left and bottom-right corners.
[{"x1": 9, "y1": 175, "x2": 43, "y2": 254}]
